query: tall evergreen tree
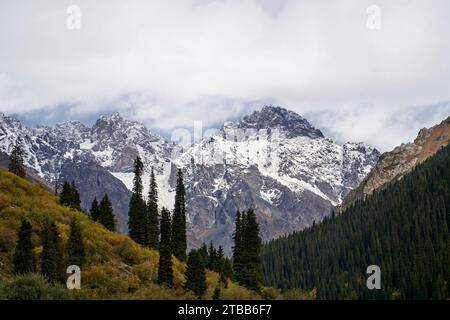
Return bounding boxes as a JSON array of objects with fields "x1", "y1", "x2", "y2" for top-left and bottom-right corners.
[
  {"x1": 59, "y1": 181, "x2": 73, "y2": 207},
  {"x1": 198, "y1": 243, "x2": 209, "y2": 268},
  {"x1": 13, "y1": 219, "x2": 36, "y2": 275},
  {"x1": 98, "y1": 194, "x2": 116, "y2": 231},
  {"x1": 208, "y1": 241, "x2": 218, "y2": 271},
  {"x1": 41, "y1": 219, "x2": 64, "y2": 283},
  {"x1": 128, "y1": 156, "x2": 147, "y2": 245},
  {"x1": 8, "y1": 142, "x2": 26, "y2": 178},
  {"x1": 90, "y1": 197, "x2": 100, "y2": 220},
  {"x1": 232, "y1": 209, "x2": 263, "y2": 291},
  {"x1": 171, "y1": 168, "x2": 187, "y2": 261},
  {"x1": 70, "y1": 181, "x2": 82, "y2": 211},
  {"x1": 59, "y1": 181, "x2": 82, "y2": 210},
  {"x1": 67, "y1": 218, "x2": 85, "y2": 268},
  {"x1": 241, "y1": 209, "x2": 263, "y2": 291},
  {"x1": 222, "y1": 258, "x2": 233, "y2": 286},
  {"x1": 147, "y1": 167, "x2": 159, "y2": 249},
  {"x1": 158, "y1": 207, "x2": 173, "y2": 286},
  {"x1": 216, "y1": 246, "x2": 225, "y2": 271},
  {"x1": 232, "y1": 210, "x2": 244, "y2": 283},
  {"x1": 184, "y1": 249, "x2": 207, "y2": 299}
]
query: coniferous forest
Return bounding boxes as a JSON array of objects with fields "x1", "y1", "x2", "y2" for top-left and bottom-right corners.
[{"x1": 262, "y1": 145, "x2": 450, "y2": 299}]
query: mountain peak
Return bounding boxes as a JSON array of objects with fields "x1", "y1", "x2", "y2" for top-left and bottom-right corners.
[
  {"x1": 99, "y1": 112, "x2": 123, "y2": 123},
  {"x1": 0, "y1": 112, "x2": 22, "y2": 130},
  {"x1": 238, "y1": 105, "x2": 324, "y2": 139}
]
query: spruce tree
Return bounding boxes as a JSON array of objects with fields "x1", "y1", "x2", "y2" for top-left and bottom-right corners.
[
  {"x1": 171, "y1": 168, "x2": 187, "y2": 261},
  {"x1": 59, "y1": 181, "x2": 82, "y2": 210},
  {"x1": 8, "y1": 142, "x2": 26, "y2": 178},
  {"x1": 198, "y1": 243, "x2": 209, "y2": 268},
  {"x1": 232, "y1": 209, "x2": 263, "y2": 291},
  {"x1": 90, "y1": 197, "x2": 100, "y2": 220},
  {"x1": 13, "y1": 219, "x2": 36, "y2": 275},
  {"x1": 158, "y1": 207, "x2": 173, "y2": 286},
  {"x1": 222, "y1": 258, "x2": 234, "y2": 284},
  {"x1": 208, "y1": 241, "x2": 217, "y2": 271},
  {"x1": 99, "y1": 194, "x2": 116, "y2": 231},
  {"x1": 147, "y1": 167, "x2": 159, "y2": 249},
  {"x1": 59, "y1": 181, "x2": 73, "y2": 207},
  {"x1": 67, "y1": 218, "x2": 85, "y2": 268},
  {"x1": 41, "y1": 219, "x2": 64, "y2": 283},
  {"x1": 128, "y1": 156, "x2": 147, "y2": 245},
  {"x1": 70, "y1": 181, "x2": 82, "y2": 211},
  {"x1": 232, "y1": 211, "x2": 244, "y2": 283},
  {"x1": 241, "y1": 209, "x2": 263, "y2": 291},
  {"x1": 184, "y1": 249, "x2": 207, "y2": 299}
]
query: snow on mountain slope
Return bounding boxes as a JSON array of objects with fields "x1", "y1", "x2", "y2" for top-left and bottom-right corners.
[
  {"x1": 0, "y1": 107, "x2": 379, "y2": 252},
  {"x1": 174, "y1": 106, "x2": 380, "y2": 252}
]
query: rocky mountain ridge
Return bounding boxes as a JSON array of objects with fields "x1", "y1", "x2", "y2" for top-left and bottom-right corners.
[
  {"x1": 339, "y1": 116, "x2": 450, "y2": 212},
  {"x1": 0, "y1": 107, "x2": 380, "y2": 252}
]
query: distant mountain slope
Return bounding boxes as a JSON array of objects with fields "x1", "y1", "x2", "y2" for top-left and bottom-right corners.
[
  {"x1": 262, "y1": 144, "x2": 450, "y2": 299},
  {"x1": 0, "y1": 169, "x2": 257, "y2": 299},
  {"x1": 339, "y1": 116, "x2": 450, "y2": 212}
]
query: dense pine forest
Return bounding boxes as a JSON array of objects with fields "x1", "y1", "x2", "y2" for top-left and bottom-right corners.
[{"x1": 262, "y1": 144, "x2": 450, "y2": 299}]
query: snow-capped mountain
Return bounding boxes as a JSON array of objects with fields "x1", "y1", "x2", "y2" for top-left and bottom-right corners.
[
  {"x1": 0, "y1": 107, "x2": 380, "y2": 252},
  {"x1": 174, "y1": 106, "x2": 379, "y2": 251}
]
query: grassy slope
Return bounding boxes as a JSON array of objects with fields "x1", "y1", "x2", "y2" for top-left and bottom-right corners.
[{"x1": 0, "y1": 169, "x2": 259, "y2": 300}]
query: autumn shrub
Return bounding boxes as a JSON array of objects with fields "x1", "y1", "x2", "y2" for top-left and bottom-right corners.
[{"x1": 0, "y1": 273, "x2": 72, "y2": 300}]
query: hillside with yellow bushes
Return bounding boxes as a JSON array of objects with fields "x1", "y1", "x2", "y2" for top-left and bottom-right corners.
[{"x1": 0, "y1": 169, "x2": 266, "y2": 300}]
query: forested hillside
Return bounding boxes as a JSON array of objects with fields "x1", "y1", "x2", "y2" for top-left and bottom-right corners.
[
  {"x1": 262, "y1": 144, "x2": 450, "y2": 299},
  {"x1": 0, "y1": 169, "x2": 259, "y2": 300}
]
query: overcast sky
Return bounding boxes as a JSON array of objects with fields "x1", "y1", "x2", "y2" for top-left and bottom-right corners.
[{"x1": 0, "y1": 0, "x2": 449, "y2": 151}]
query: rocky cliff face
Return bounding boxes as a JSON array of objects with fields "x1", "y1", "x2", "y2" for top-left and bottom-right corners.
[
  {"x1": 339, "y1": 116, "x2": 450, "y2": 212},
  {"x1": 0, "y1": 107, "x2": 380, "y2": 252}
]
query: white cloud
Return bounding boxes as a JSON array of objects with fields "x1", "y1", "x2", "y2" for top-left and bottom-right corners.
[{"x1": 0, "y1": 0, "x2": 449, "y2": 151}]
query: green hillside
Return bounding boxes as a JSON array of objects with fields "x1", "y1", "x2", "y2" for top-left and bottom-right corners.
[
  {"x1": 262, "y1": 145, "x2": 450, "y2": 299},
  {"x1": 0, "y1": 169, "x2": 259, "y2": 300}
]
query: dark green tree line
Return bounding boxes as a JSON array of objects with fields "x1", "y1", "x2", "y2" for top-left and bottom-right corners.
[{"x1": 262, "y1": 145, "x2": 450, "y2": 300}]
